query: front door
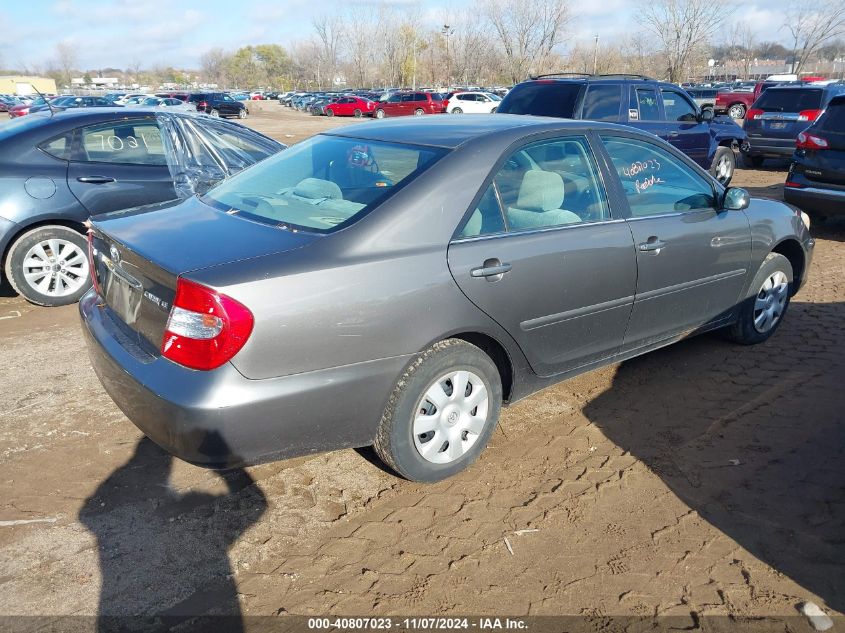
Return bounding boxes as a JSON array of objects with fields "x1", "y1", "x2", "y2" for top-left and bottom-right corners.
[
  {"x1": 659, "y1": 87, "x2": 711, "y2": 168},
  {"x1": 447, "y1": 135, "x2": 637, "y2": 377},
  {"x1": 597, "y1": 134, "x2": 752, "y2": 352},
  {"x1": 67, "y1": 118, "x2": 176, "y2": 216}
]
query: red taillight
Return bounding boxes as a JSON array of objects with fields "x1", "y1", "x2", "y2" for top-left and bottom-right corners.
[
  {"x1": 784, "y1": 181, "x2": 805, "y2": 188},
  {"x1": 86, "y1": 230, "x2": 101, "y2": 295},
  {"x1": 747, "y1": 108, "x2": 763, "y2": 120},
  {"x1": 161, "y1": 278, "x2": 254, "y2": 371},
  {"x1": 797, "y1": 109, "x2": 823, "y2": 122},
  {"x1": 198, "y1": 101, "x2": 208, "y2": 109},
  {"x1": 797, "y1": 131, "x2": 829, "y2": 150}
]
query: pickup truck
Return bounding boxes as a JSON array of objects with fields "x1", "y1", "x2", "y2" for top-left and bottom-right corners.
[
  {"x1": 716, "y1": 81, "x2": 781, "y2": 119},
  {"x1": 496, "y1": 74, "x2": 749, "y2": 185}
]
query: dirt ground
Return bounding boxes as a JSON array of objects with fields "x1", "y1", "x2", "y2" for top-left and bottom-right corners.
[{"x1": 0, "y1": 105, "x2": 843, "y2": 627}]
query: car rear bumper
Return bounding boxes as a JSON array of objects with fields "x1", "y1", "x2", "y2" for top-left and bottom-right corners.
[
  {"x1": 744, "y1": 137, "x2": 795, "y2": 157},
  {"x1": 79, "y1": 289, "x2": 410, "y2": 468},
  {"x1": 784, "y1": 185, "x2": 845, "y2": 216}
]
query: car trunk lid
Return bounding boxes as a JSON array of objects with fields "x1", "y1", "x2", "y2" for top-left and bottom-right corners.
[{"x1": 89, "y1": 196, "x2": 320, "y2": 353}]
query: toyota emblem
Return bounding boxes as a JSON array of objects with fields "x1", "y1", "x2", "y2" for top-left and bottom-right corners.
[{"x1": 109, "y1": 245, "x2": 120, "y2": 263}]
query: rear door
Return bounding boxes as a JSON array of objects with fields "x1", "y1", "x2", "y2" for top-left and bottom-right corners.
[
  {"x1": 447, "y1": 134, "x2": 637, "y2": 377},
  {"x1": 67, "y1": 118, "x2": 176, "y2": 216},
  {"x1": 625, "y1": 85, "x2": 666, "y2": 138},
  {"x1": 659, "y1": 87, "x2": 710, "y2": 168},
  {"x1": 597, "y1": 133, "x2": 752, "y2": 351}
]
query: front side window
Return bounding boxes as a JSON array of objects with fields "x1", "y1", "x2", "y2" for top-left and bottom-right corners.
[
  {"x1": 202, "y1": 135, "x2": 445, "y2": 233},
  {"x1": 601, "y1": 135, "x2": 717, "y2": 217},
  {"x1": 79, "y1": 120, "x2": 166, "y2": 165},
  {"x1": 581, "y1": 84, "x2": 623, "y2": 121},
  {"x1": 661, "y1": 89, "x2": 697, "y2": 122}
]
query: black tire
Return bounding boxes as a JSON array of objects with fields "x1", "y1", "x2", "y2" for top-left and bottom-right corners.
[
  {"x1": 374, "y1": 339, "x2": 503, "y2": 482},
  {"x1": 209, "y1": 108, "x2": 219, "y2": 118},
  {"x1": 727, "y1": 253, "x2": 793, "y2": 345},
  {"x1": 709, "y1": 146, "x2": 735, "y2": 185},
  {"x1": 4, "y1": 225, "x2": 92, "y2": 307},
  {"x1": 326, "y1": 108, "x2": 334, "y2": 117},
  {"x1": 728, "y1": 103, "x2": 746, "y2": 119},
  {"x1": 353, "y1": 108, "x2": 362, "y2": 118}
]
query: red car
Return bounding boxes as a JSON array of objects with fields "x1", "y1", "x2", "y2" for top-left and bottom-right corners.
[
  {"x1": 374, "y1": 92, "x2": 446, "y2": 118},
  {"x1": 325, "y1": 96, "x2": 376, "y2": 118}
]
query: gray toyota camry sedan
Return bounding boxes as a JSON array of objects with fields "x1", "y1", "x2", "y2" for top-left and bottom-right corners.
[{"x1": 80, "y1": 116, "x2": 814, "y2": 482}]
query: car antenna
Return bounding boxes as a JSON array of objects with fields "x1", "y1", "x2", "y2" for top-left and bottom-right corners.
[{"x1": 31, "y1": 85, "x2": 57, "y2": 117}]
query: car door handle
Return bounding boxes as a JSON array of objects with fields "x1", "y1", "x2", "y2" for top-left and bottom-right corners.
[
  {"x1": 470, "y1": 259, "x2": 512, "y2": 280},
  {"x1": 668, "y1": 131, "x2": 679, "y2": 138},
  {"x1": 77, "y1": 176, "x2": 115, "y2": 184},
  {"x1": 638, "y1": 238, "x2": 666, "y2": 253}
]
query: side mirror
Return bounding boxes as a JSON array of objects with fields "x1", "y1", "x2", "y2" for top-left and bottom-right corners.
[
  {"x1": 724, "y1": 187, "x2": 750, "y2": 210},
  {"x1": 700, "y1": 107, "x2": 715, "y2": 122}
]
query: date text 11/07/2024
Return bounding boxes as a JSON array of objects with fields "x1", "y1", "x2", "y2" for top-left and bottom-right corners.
[{"x1": 306, "y1": 617, "x2": 528, "y2": 630}]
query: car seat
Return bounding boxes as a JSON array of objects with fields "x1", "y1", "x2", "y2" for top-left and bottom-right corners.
[{"x1": 506, "y1": 170, "x2": 582, "y2": 230}]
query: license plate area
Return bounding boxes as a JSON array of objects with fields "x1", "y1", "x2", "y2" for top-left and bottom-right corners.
[
  {"x1": 102, "y1": 256, "x2": 143, "y2": 329},
  {"x1": 769, "y1": 122, "x2": 787, "y2": 130}
]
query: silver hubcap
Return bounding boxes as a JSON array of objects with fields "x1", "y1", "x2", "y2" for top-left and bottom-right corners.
[
  {"x1": 753, "y1": 271, "x2": 788, "y2": 333},
  {"x1": 413, "y1": 370, "x2": 489, "y2": 464},
  {"x1": 729, "y1": 105, "x2": 744, "y2": 118},
  {"x1": 715, "y1": 154, "x2": 733, "y2": 182},
  {"x1": 22, "y1": 239, "x2": 89, "y2": 297}
]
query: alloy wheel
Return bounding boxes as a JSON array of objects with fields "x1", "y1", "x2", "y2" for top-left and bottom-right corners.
[{"x1": 21, "y1": 239, "x2": 89, "y2": 298}]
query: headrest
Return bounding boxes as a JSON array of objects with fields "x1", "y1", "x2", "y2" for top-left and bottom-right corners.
[
  {"x1": 293, "y1": 178, "x2": 342, "y2": 200},
  {"x1": 516, "y1": 170, "x2": 564, "y2": 212}
]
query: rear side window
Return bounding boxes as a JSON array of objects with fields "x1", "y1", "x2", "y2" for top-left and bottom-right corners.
[
  {"x1": 79, "y1": 120, "x2": 167, "y2": 166},
  {"x1": 630, "y1": 88, "x2": 661, "y2": 121},
  {"x1": 39, "y1": 133, "x2": 73, "y2": 160},
  {"x1": 497, "y1": 82, "x2": 582, "y2": 118},
  {"x1": 581, "y1": 84, "x2": 622, "y2": 121},
  {"x1": 755, "y1": 89, "x2": 823, "y2": 112}
]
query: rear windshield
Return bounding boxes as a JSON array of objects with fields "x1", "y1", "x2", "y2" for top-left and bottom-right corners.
[
  {"x1": 497, "y1": 82, "x2": 582, "y2": 117},
  {"x1": 815, "y1": 99, "x2": 845, "y2": 132},
  {"x1": 754, "y1": 89, "x2": 823, "y2": 112},
  {"x1": 202, "y1": 135, "x2": 446, "y2": 233}
]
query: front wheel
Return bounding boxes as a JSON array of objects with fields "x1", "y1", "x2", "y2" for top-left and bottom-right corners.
[
  {"x1": 4, "y1": 225, "x2": 91, "y2": 307},
  {"x1": 325, "y1": 108, "x2": 334, "y2": 117},
  {"x1": 710, "y1": 146, "x2": 735, "y2": 185},
  {"x1": 414, "y1": 108, "x2": 425, "y2": 116},
  {"x1": 375, "y1": 109, "x2": 385, "y2": 119},
  {"x1": 728, "y1": 103, "x2": 746, "y2": 119},
  {"x1": 374, "y1": 339, "x2": 502, "y2": 482},
  {"x1": 238, "y1": 108, "x2": 247, "y2": 119},
  {"x1": 451, "y1": 107, "x2": 463, "y2": 114},
  {"x1": 727, "y1": 253, "x2": 793, "y2": 345}
]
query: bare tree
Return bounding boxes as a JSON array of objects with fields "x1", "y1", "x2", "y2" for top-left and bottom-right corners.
[
  {"x1": 721, "y1": 22, "x2": 756, "y2": 79},
  {"x1": 199, "y1": 48, "x2": 230, "y2": 87},
  {"x1": 784, "y1": 0, "x2": 845, "y2": 74},
  {"x1": 343, "y1": 6, "x2": 377, "y2": 88},
  {"x1": 54, "y1": 42, "x2": 77, "y2": 88},
  {"x1": 636, "y1": 0, "x2": 732, "y2": 82},
  {"x1": 486, "y1": 0, "x2": 571, "y2": 83},
  {"x1": 313, "y1": 14, "x2": 345, "y2": 88}
]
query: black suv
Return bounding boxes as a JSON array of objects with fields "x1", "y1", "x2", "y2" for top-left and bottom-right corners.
[
  {"x1": 742, "y1": 82, "x2": 845, "y2": 167},
  {"x1": 784, "y1": 94, "x2": 845, "y2": 220},
  {"x1": 497, "y1": 74, "x2": 748, "y2": 185},
  {"x1": 187, "y1": 92, "x2": 248, "y2": 119}
]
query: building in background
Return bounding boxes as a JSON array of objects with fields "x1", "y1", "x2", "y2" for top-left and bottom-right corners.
[{"x1": 0, "y1": 76, "x2": 58, "y2": 95}]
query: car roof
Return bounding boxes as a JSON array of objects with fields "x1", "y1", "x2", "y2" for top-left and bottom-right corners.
[{"x1": 325, "y1": 114, "x2": 630, "y2": 149}]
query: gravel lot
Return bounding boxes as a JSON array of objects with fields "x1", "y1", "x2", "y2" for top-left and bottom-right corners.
[{"x1": 0, "y1": 105, "x2": 843, "y2": 626}]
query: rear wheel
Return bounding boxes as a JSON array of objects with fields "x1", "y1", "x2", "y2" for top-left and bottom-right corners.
[
  {"x1": 209, "y1": 108, "x2": 219, "y2": 118},
  {"x1": 353, "y1": 108, "x2": 362, "y2": 117},
  {"x1": 326, "y1": 108, "x2": 334, "y2": 117},
  {"x1": 728, "y1": 103, "x2": 746, "y2": 119},
  {"x1": 238, "y1": 108, "x2": 247, "y2": 119},
  {"x1": 727, "y1": 253, "x2": 793, "y2": 345},
  {"x1": 4, "y1": 225, "x2": 91, "y2": 307},
  {"x1": 710, "y1": 146, "x2": 735, "y2": 185},
  {"x1": 375, "y1": 109, "x2": 385, "y2": 119},
  {"x1": 414, "y1": 108, "x2": 425, "y2": 116},
  {"x1": 374, "y1": 339, "x2": 502, "y2": 482}
]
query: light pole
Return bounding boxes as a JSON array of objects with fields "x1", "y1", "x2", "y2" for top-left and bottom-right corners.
[
  {"x1": 593, "y1": 35, "x2": 599, "y2": 75},
  {"x1": 442, "y1": 24, "x2": 454, "y2": 88}
]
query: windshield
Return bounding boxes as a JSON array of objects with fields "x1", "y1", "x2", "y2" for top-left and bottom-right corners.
[
  {"x1": 497, "y1": 82, "x2": 582, "y2": 117},
  {"x1": 755, "y1": 89, "x2": 823, "y2": 112},
  {"x1": 202, "y1": 135, "x2": 446, "y2": 233}
]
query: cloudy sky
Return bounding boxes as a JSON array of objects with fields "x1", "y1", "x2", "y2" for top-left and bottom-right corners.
[{"x1": 1, "y1": 0, "x2": 793, "y2": 71}]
